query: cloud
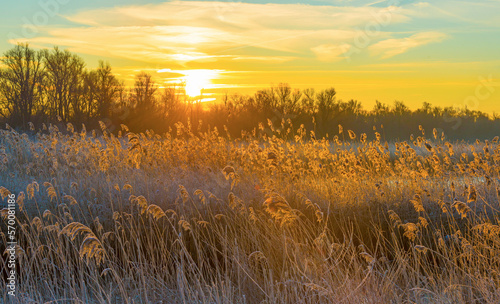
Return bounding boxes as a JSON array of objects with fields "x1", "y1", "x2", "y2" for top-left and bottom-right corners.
[
  {"x1": 413, "y1": 2, "x2": 431, "y2": 8},
  {"x1": 10, "y1": 0, "x2": 412, "y2": 67},
  {"x1": 405, "y1": 1, "x2": 500, "y2": 26},
  {"x1": 369, "y1": 32, "x2": 447, "y2": 58},
  {"x1": 311, "y1": 44, "x2": 351, "y2": 62},
  {"x1": 231, "y1": 56, "x2": 296, "y2": 63}
]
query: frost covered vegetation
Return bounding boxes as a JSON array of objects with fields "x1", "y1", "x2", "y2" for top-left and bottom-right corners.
[{"x1": 0, "y1": 121, "x2": 500, "y2": 303}]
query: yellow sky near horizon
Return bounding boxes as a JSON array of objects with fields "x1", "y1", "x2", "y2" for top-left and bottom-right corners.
[{"x1": 2, "y1": 0, "x2": 500, "y2": 113}]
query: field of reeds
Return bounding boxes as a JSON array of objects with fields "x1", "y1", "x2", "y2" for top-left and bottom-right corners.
[{"x1": 0, "y1": 120, "x2": 499, "y2": 303}]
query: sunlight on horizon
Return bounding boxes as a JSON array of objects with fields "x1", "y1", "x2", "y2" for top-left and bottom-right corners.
[{"x1": 158, "y1": 68, "x2": 222, "y2": 98}]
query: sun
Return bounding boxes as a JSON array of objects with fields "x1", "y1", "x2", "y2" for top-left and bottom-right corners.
[{"x1": 182, "y1": 70, "x2": 217, "y2": 97}]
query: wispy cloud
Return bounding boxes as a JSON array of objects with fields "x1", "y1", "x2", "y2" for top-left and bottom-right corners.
[
  {"x1": 361, "y1": 60, "x2": 500, "y2": 69},
  {"x1": 407, "y1": 0, "x2": 500, "y2": 26},
  {"x1": 413, "y1": 2, "x2": 430, "y2": 8},
  {"x1": 10, "y1": 0, "x2": 413, "y2": 67},
  {"x1": 369, "y1": 32, "x2": 447, "y2": 58},
  {"x1": 311, "y1": 44, "x2": 351, "y2": 62}
]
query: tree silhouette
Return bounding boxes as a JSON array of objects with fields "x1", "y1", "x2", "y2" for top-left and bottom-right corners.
[
  {"x1": 315, "y1": 87, "x2": 337, "y2": 131},
  {"x1": 132, "y1": 72, "x2": 157, "y2": 113},
  {"x1": 91, "y1": 61, "x2": 120, "y2": 119},
  {"x1": 43, "y1": 47, "x2": 86, "y2": 121},
  {"x1": 0, "y1": 44, "x2": 499, "y2": 140},
  {"x1": 0, "y1": 44, "x2": 45, "y2": 127}
]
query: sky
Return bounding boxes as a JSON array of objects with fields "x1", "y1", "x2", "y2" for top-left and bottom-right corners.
[{"x1": 1, "y1": 0, "x2": 500, "y2": 112}]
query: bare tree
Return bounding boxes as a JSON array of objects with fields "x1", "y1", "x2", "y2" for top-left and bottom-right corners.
[
  {"x1": 315, "y1": 87, "x2": 337, "y2": 130},
  {"x1": 0, "y1": 44, "x2": 45, "y2": 126},
  {"x1": 159, "y1": 84, "x2": 186, "y2": 123},
  {"x1": 274, "y1": 83, "x2": 301, "y2": 115},
  {"x1": 392, "y1": 100, "x2": 410, "y2": 116},
  {"x1": 132, "y1": 72, "x2": 157, "y2": 113},
  {"x1": 43, "y1": 47, "x2": 85, "y2": 121},
  {"x1": 373, "y1": 100, "x2": 390, "y2": 116},
  {"x1": 93, "y1": 61, "x2": 119, "y2": 118},
  {"x1": 81, "y1": 70, "x2": 98, "y2": 120}
]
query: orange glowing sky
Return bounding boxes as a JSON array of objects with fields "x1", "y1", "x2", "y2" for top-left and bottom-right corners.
[{"x1": 1, "y1": 0, "x2": 500, "y2": 112}]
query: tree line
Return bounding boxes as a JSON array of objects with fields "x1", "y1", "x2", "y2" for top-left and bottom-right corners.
[{"x1": 1, "y1": 44, "x2": 498, "y2": 140}]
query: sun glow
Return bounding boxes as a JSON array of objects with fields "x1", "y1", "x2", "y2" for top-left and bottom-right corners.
[{"x1": 181, "y1": 70, "x2": 219, "y2": 97}]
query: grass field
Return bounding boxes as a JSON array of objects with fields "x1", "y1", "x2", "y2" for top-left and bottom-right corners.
[{"x1": 1, "y1": 121, "x2": 499, "y2": 303}]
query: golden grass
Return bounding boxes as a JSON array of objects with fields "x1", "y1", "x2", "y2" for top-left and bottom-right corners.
[{"x1": 0, "y1": 121, "x2": 499, "y2": 303}]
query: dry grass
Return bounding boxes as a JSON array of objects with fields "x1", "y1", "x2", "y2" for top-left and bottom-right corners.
[{"x1": 0, "y1": 122, "x2": 499, "y2": 303}]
